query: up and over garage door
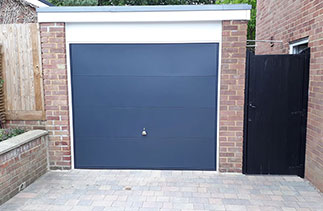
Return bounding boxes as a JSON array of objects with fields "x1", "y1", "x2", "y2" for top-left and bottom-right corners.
[{"x1": 70, "y1": 43, "x2": 219, "y2": 170}]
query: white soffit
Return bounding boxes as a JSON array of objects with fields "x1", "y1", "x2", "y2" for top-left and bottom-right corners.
[{"x1": 37, "y1": 4, "x2": 251, "y2": 23}]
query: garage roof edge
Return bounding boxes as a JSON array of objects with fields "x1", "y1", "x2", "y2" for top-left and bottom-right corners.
[{"x1": 37, "y1": 4, "x2": 251, "y2": 13}]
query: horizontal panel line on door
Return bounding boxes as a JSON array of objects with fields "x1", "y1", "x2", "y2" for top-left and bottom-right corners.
[
  {"x1": 73, "y1": 106, "x2": 216, "y2": 109},
  {"x1": 72, "y1": 75, "x2": 218, "y2": 77},
  {"x1": 73, "y1": 136, "x2": 215, "y2": 139}
]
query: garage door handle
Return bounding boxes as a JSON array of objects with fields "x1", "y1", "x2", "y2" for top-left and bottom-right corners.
[{"x1": 142, "y1": 128, "x2": 147, "y2": 136}]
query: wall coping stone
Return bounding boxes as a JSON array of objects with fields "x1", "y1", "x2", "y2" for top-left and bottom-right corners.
[{"x1": 0, "y1": 130, "x2": 48, "y2": 155}]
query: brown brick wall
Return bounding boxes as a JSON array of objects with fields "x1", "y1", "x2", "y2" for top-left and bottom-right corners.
[
  {"x1": 219, "y1": 20, "x2": 248, "y2": 172},
  {"x1": 256, "y1": 0, "x2": 323, "y2": 191},
  {"x1": 0, "y1": 134, "x2": 48, "y2": 205},
  {"x1": 39, "y1": 23, "x2": 71, "y2": 170}
]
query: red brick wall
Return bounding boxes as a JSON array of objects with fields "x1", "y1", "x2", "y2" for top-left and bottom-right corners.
[
  {"x1": 6, "y1": 120, "x2": 45, "y2": 131},
  {"x1": 219, "y1": 20, "x2": 248, "y2": 172},
  {"x1": 39, "y1": 23, "x2": 71, "y2": 170},
  {"x1": 256, "y1": 0, "x2": 323, "y2": 191},
  {"x1": 0, "y1": 132, "x2": 48, "y2": 205}
]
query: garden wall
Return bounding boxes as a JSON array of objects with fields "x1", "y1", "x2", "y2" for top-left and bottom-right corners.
[{"x1": 0, "y1": 130, "x2": 48, "y2": 205}]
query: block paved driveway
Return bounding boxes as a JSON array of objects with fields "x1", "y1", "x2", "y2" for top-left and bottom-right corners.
[{"x1": 1, "y1": 170, "x2": 322, "y2": 211}]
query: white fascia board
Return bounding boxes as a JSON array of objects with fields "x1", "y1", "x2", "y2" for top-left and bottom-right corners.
[
  {"x1": 65, "y1": 21, "x2": 222, "y2": 43},
  {"x1": 38, "y1": 10, "x2": 250, "y2": 23}
]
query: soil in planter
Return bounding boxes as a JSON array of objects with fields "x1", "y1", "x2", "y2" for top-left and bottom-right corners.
[{"x1": 0, "y1": 128, "x2": 25, "y2": 142}]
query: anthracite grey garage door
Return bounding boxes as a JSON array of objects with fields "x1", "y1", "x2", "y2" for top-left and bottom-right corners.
[{"x1": 70, "y1": 43, "x2": 218, "y2": 170}]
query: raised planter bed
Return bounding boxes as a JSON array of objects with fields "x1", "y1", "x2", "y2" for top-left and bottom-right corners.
[
  {"x1": 0, "y1": 128, "x2": 25, "y2": 142},
  {"x1": 0, "y1": 130, "x2": 48, "y2": 205}
]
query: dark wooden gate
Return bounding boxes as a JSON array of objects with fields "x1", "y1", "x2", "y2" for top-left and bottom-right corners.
[{"x1": 243, "y1": 49, "x2": 310, "y2": 177}]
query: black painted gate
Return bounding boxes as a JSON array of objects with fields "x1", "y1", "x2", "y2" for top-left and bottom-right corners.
[{"x1": 243, "y1": 49, "x2": 310, "y2": 177}]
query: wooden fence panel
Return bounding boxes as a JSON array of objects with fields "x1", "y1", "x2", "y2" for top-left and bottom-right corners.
[{"x1": 0, "y1": 23, "x2": 45, "y2": 120}]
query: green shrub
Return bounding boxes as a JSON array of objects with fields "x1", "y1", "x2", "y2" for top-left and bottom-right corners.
[{"x1": 0, "y1": 128, "x2": 25, "y2": 142}]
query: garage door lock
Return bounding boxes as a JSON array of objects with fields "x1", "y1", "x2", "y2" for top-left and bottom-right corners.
[{"x1": 142, "y1": 128, "x2": 147, "y2": 136}]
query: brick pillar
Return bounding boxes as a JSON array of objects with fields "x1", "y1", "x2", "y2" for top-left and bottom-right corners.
[
  {"x1": 219, "y1": 20, "x2": 248, "y2": 172},
  {"x1": 39, "y1": 23, "x2": 71, "y2": 169}
]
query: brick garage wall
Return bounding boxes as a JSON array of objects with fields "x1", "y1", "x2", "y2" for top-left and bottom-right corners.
[
  {"x1": 36, "y1": 21, "x2": 248, "y2": 172},
  {"x1": 39, "y1": 23, "x2": 71, "y2": 170},
  {"x1": 6, "y1": 120, "x2": 46, "y2": 131},
  {"x1": 219, "y1": 20, "x2": 248, "y2": 172},
  {"x1": 0, "y1": 131, "x2": 48, "y2": 205},
  {"x1": 256, "y1": 0, "x2": 323, "y2": 191}
]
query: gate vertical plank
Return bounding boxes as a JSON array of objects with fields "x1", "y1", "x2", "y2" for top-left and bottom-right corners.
[
  {"x1": 299, "y1": 48, "x2": 311, "y2": 178},
  {"x1": 30, "y1": 24, "x2": 44, "y2": 113}
]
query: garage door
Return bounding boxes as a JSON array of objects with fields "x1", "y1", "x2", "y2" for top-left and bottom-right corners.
[{"x1": 71, "y1": 43, "x2": 218, "y2": 170}]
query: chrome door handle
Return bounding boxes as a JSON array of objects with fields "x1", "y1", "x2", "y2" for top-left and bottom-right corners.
[{"x1": 142, "y1": 128, "x2": 147, "y2": 136}]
